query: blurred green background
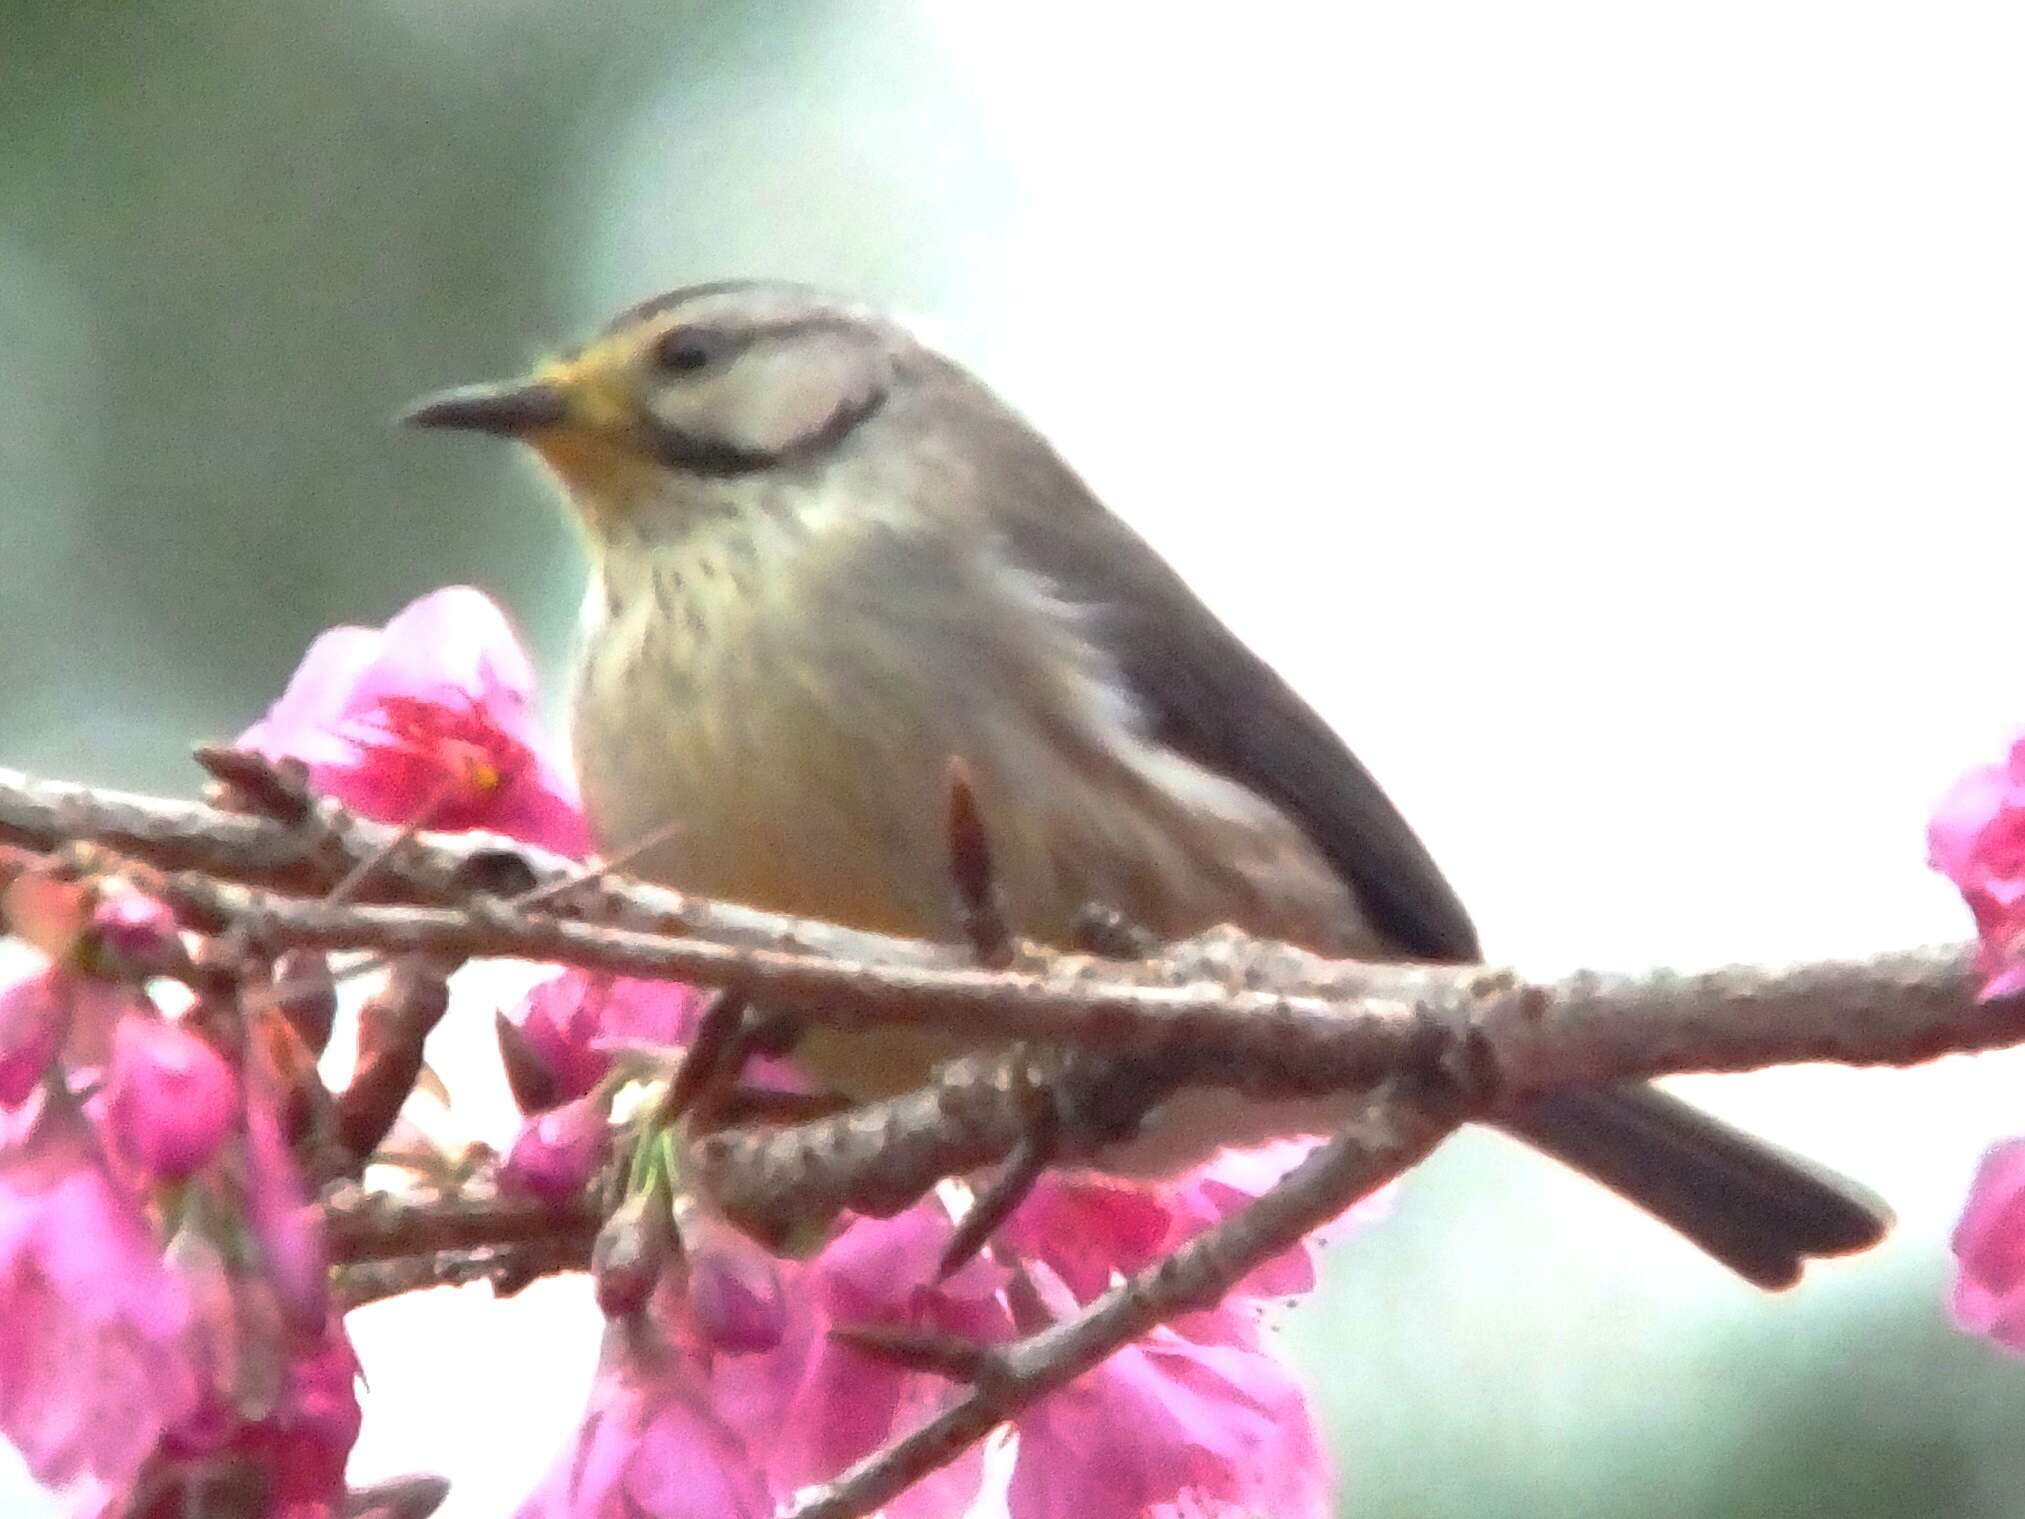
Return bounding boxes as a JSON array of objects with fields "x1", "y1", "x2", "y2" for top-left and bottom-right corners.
[{"x1": 7, "y1": 2, "x2": 2025, "y2": 1515}]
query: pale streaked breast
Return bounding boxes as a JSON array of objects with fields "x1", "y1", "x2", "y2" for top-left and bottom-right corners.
[{"x1": 568, "y1": 509, "x2": 1378, "y2": 1097}]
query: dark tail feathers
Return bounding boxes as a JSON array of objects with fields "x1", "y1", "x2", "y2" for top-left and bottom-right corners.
[{"x1": 1498, "y1": 1084, "x2": 1891, "y2": 1289}]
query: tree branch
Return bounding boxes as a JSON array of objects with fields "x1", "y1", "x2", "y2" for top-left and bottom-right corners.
[
  {"x1": 12, "y1": 765, "x2": 2004, "y2": 1096},
  {"x1": 146, "y1": 865, "x2": 2009, "y2": 1107}
]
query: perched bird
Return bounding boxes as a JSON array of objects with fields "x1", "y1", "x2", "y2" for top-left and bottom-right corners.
[{"x1": 404, "y1": 280, "x2": 1889, "y2": 1288}]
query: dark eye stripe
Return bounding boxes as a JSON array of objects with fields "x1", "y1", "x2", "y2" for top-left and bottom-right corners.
[
  {"x1": 638, "y1": 384, "x2": 888, "y2": 478},
  {"x1": 651, "y1": 325, "x2": 735, "y2": 374}
]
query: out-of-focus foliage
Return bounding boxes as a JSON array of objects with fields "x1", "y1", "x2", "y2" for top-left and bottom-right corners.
[
  {"x1": 4, "y1": 4, "x2": 2020, "y2": 1517},
  {"x1": 1, "y1": 0, "x2": 1013, "y2": 790}
]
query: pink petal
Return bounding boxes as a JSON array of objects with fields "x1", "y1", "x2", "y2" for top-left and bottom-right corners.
[
  {"x1": 621, "y1": 1396, "x2": 773, "y2": 1519},
  {"x1": 514, "y1": 1325, "x2": 773, "y2": 1519},
  {"x1": 1952, "y1": 1137, "x2": 2025, "y2": 1349},
  {"x1": 0, "y1": 1102, "x2": 197, "y2": 1502},
  {"x1": 491, "y1": 770, "x2": 593, "y2": 858},
  {"x1": 1929, "y1": 763, "x2": 2010, "y2": 887},
  {"x1": 1001, "y1": 1177, "x2": 1172, "y2": 1301},
  {"x1": 238, "y1": 625, "x2": 386, "y2": 765},
  {"x1": 685, "y1": 1224, "x2": 788, "y2": 1355},
  {"x1": 817, "y1": 1202, "x2": 999, "y2": 1312},
  {"x1": 1007, "y1": 1324, "x2": 1330, "y2": 1519},
  {"x1": 511, "y1": 973, "x2": 713, "y2": 1106},
  {"x1": 1984, "y1": 961, "x2": 2025, "y2": 1002},
  {"x1": 1008, "y1": 1142, "x2": 1377, "y2": 1308},
  {"x1": 242, "y1": 1091, "x2": 329, "y2": 1335},
  {"x1": 0, "y1": 970, "x2": 66, "y2": 1107},
  {"x1": 1929, "y1": 744, "x2": 2025, "y2": 998},
  {"x1": 362, "y1": 586, "x2": 538, "y2": 717}
]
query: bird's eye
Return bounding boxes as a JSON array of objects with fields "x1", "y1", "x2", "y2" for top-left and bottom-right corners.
[{"x1": 651, "y1": 327, "x2": 723, "y2": 376}]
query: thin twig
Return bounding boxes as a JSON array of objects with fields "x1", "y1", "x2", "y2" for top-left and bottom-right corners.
[
  {"x1": 340, "y1": 1475, "x2": 452, "y2": 1519},
  {"x1": 828, "y1": 1323, "x2": 1002, "y2": 1383},
  {"x1": 332, "y1": 955, "x2": 459, "y2": 1162},
  {"x1": 936, "y1": 1132, "x2": 1053, "y2": 1279},
  {"x1": 511, "y1": 817, "x2": 686, "y2": 911},
  {"x1": 320, "y1": 1181, "x2": 599, "y2": 1264},
  {"x1": 191, "y1": 744, "x2": 318, "y2": 824},
  {"x1": 320, "y1": 775, "x2": 456, "y2": 907},
  {"x1": 334, "y1": 1238, "x2": 589, "y2": 1308}
]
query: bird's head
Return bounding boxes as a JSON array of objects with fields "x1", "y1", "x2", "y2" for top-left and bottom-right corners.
[{"x1": 402, "y1": 281, "x2": 915, "y2": 540}]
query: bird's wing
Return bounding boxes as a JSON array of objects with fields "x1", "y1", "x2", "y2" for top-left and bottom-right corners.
[{"x1": 995, "y1": 496, "x2": 1481, "y2": 964}]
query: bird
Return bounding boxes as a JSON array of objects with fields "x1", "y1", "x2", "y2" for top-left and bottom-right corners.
[{"x1": 403, "y1": 278, "x2": 1890, "y2": 1288}]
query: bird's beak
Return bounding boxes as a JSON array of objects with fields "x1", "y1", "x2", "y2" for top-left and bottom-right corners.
[{"x1": 399, "y1": 379, "x2": 569, "y2": 438}]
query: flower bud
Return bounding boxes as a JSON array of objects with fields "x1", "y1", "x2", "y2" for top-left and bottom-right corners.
[
  {"x1": 593, "y1": 1186, "x2": 679, "y2": 1320},
  {"x1": 495, "y1": 1008, "x2": 563, "y2": 1115},
  {"x1": 501, "y1": 1096, "x2": 610, "y2": 1205},
  {"x1": 108, "y1": 1015, "x2": 238, "y2": 1180}
]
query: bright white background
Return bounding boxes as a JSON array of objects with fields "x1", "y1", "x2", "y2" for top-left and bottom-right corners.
[{"x1": 11, "y1": 2, "x2": 2025, "y2": 1513}]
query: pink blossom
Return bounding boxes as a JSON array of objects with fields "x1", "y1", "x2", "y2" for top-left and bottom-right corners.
[
  {"x1": 238, "y1": 586, "x2": 589, "y2": 855},
  {"x1": 0, "y1": 1098, "x2": 197, "y2": 1507},
  {"x1": 520, "y1": 1202, "x2": 1006, "y2": 1519},
  {"x1": 0, "y1": 970, "x2": 67, "y2": 1106},
  {"x1": 985, "y1": 1151, "x2": 1355, "y2": 1518},
  {"x1": 1952, "y1": 1138, "x2": 2025, "y2": 1350},
  {"x1": 506, "y1": 972, "x2": 713, "y2": 1110},
  {"x1": 151, "y1": 1314, "x2": 360, "y2": 1519},
  {"x1": 0, "y1": 949, "x2": 151, "y2": 1101},
  {"x1": 502, "y1": 1095, "x2": 611, "y2": 1204},
  {"x1": 131, "y1": 1212, "x2": 360, "y2": 1517},
  {"x1": 1930, "y1": 739, "x2": 2025, "y2": 998},
  {"x1": 107, "y1": 1017, "x2": 239, "y2": 1182},
  {"x1": 1006, "y1": 1139, "x2": 1389, "y2": 1305},
  {"x1": 520, "y1": 1173, "x2": 1351, "y2": 1518},
  {"x1": 750, "y1": 1205, "x2": 1008, "y2": 1511},
  {"x1": 514, "y1": 1321, "x2": 773, "y2": 1519},
  {"x1": 1006, "y1": 1307, "x2": 1329, "y2": 1519}
]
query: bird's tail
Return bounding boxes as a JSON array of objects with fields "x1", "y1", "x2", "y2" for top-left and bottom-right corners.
[{"x1": 1497, "y1": 1084, "x2": 1892, "y2": 1289}]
